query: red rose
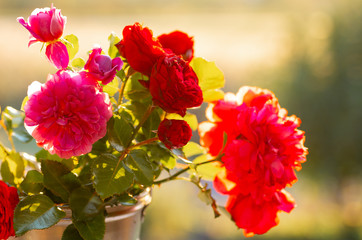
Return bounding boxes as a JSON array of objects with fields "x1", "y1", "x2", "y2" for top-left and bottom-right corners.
[
  {"x1": 199, "y1": 86, "x2": 307, "y2": 236},
  {"x1": 226, "y1": 190, "x2": 295, "y2": 237},
  {"x1": 149, "y1": 55, "x2": 203, "y2": 117},
  {"x1": 116, "y1": 22, "x2": 165, "y2": 76},
  {"x1": 158, "y1": 119, "x2": 192, "y2": 149},
  {"x1": 158, "y1": 31, "x2": 194, "y2": 62},
  {"x1": 0, "y1": 180, "x2": 19, "y2": 239}
]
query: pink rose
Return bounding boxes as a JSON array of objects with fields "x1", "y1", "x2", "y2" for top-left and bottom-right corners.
[
  {"x1": 17, "y1": 5, "x2": 66, "y2": 46},
  {"x1": 24, "y1": 70, "x2": 113, "y2": 159},
  {"x1": 158, "y1": 119, "x2": 192, "y2": 149},
  {"x1": 84, "y1": 47, "x2": 123, "y2": 85},
  {"x1": 17, "y1": 5, "x2": 69, "y2": 70}
]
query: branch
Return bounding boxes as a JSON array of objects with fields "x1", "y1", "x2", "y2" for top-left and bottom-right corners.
[{"x1": 153, "y1": 154, "x2": 223, "y2": 185}]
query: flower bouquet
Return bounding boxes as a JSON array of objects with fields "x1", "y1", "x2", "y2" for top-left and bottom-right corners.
[{"x1": 0, "y1": 5, "x2": 308, "y2": 240}]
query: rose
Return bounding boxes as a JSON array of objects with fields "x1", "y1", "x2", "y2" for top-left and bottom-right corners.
[
  {"x1": 24, "y1": 70, "x2": 113, "y2": 159},
  {"x1": 158, "y1": 119, "x2": 192, "y2": 149},
  {"x1": 116, "y1": 22, "x2": 165, "y2": 76},
  {"x1": 199, "y1": 86, "x2": 307, "y2": 236},
  {"x1": 17, "y1": 5, "x2": 66, "y2": 46},
  {"x1": 84, "y1": 47, "x2": 123, "y2": 85},
  {"x1": 149, "y1": 55, "x2": 203, "y2": 117},
  {"x1": 158, "y1": 31, "x2": 194, "y2": 62},
  {"x1": 17, "y1": 5, "x2": 69, "y2": 70},
  {"x1": 225, "y1": 190, "x2": 295, "y2": 237},
  {"x1": 0, "y1": 180, "x2": 19, "y2": 240}
]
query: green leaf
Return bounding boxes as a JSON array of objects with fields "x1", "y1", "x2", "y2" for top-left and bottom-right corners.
[
  {"x1": 14, "y1": 195, "x2": 66, "y2": 236},
  {"x1": 12, "y1": 127, "x2": 33, "y2": 143},
  {"x1": 192, "y1": 155, "x2": 221, "y2": 181},
  {"x1": 116, "y1": 193, "x2": 137, "y2": 206},
  {"x1": 102, "y1": 76, "x2": 119, "y2": 97},
  {"x1": 36, "y1": 149, "x2": 75, "y2": 170},
  {"x1": 107, "y1": 115, "x2": 134, "y2": 151},
  {"x1": 166, "y1": 113, "x2": 199, "y2": 131},
  {"x1": 125, "y1": 101, "x2": 148, "y2": 122},
  {"x1": 5, "y1": 151, "x2": 25, "y2": 183},
  {"x1": 124, "y1": 73, "x2": 151, "y2": 101},
  {"x1": 78, "y1": 161, "x2": 94, "y2": 186},
  {"x1": 116, "y1": 69, "x2": 126, "y2": 81},
  {"x1": 72, "y1": 57, "x2": 86, "y2": 70},
  {"x1": 189, "y1": 57, "x2": 225, "y2": 102},
  {"x1": 36, "y1": 149, "x2": 63, "y2": 162},
  {"x1": 183, "y1": 141, "x2": 206, "y2": 161},
  {"x1": 108, "y1": 32, "x2": 121, "y2": 59},
  {"x1": 74, "y1": 211, "x2": 105, "y2": 240},
  {"x1": 197, "y1": 188, "x2": 221, "y2": 218},
  {"x1": 145, "y1": 143, "x2": 176, "y2": 169},
  {"x1": 70, "y1": 187, "x2": 104, "y2": 221},
  {"x1": 93, "y1": 154, "x2": 134, "y2": 199},
  {"x1": 62, "y1": 224, "x2": 84, "y2": 240},
  {"x1": 0, "y1": 144, "x2": 7, "y2": 159},
  {"x1": 125, "y1": 149, "x2": 154, "y2": 186},
  {"x1": 20, "y1": 170, "x2": 43, "y2": 194},
  {"x1": 140, "y1": 107, "x2": 162, "y2": 140},
  {"x1": 1, "y1": 106, "x2": 32, "y2": 143},
  {"x1": 41, "y1": 160, "x2": 81, "y2": 202},
  {"x1": 2, "y1": 106, "x2": 24, "y2": 132},
  {"x1": 1, "y1": 160, "x2": 14, "y2": 185},
  {"x1": 198, "y1": 189, "x2": 213, "y2": 205},
  {"x1": 90, "y1": 137, "x2": 108, "y2": 155},
  {"x1": 63, "y1": 34, "x2": 79, "y2": 60}
]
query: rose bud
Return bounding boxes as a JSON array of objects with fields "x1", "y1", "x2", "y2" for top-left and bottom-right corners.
[
  {"x1": 0, "y1": 180, "x2": 19, "y2": 240},
  {"x1": 158, "y1": 119, "x2": 192, "y2": 149},
  {"x1": 84, "y1": 47, "x2": 123, "y2": 85},
  {"x1": 17, "y1": 5, "x2": 66, "y2": 46},
  {"x1": 116, "y1": 22, "x2": 165, "y2": 76},
  {"x1": 149, "y1": 55, "x2": 203, "y2": 117},
  {"x1": 158, "y1": 30, "x2": 194, "y2": 62}
]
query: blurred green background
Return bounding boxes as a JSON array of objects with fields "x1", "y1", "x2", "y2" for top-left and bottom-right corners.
[{"x1": 1, "y1": 0, "x2": 361, "y2": 239}]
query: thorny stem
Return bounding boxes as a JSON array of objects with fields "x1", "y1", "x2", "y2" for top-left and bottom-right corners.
[
  {"x1": 153, "y1": 154, "x2": 224, "y2": 185},
  {"x1": 117, "y1": 66, "x2": 135, "y2": 105},
  {"x1": 166, "y1": 176, "x2": 221, "y2": 218},
  {"x1": 128, "y1": 137, "x2": 159, "y2": 151}
]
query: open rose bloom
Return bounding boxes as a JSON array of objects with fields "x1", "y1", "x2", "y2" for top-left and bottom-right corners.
[
  {"x1": 24, "y1": 71, "x2": 112, "y2": 159},
  {"x1": 0, "y1": 6, "x2": 308, "y2": 240},
  {"x1": 200, "y1": 86, "x2": 307, "y2": 236}
]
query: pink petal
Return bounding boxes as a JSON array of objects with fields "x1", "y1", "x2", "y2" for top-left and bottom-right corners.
[
  {"x1": 45, "y1": 41, "x2": 69, "y2": 69},
  {"x1": 50, "y1": 8, "x2": 65, "y2": 39}
]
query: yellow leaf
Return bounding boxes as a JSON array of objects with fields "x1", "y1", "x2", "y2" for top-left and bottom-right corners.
[
  {"x1": 190, "y1": 57, "x2": 225, "y2": 92},
  {"x1": 203, "y1": 89, "x2": 224, "y2": 102}
]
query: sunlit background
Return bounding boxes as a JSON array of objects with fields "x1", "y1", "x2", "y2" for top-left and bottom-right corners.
[{"x1": 1, "y1": 0, "x2": 361, "y2": 239}]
